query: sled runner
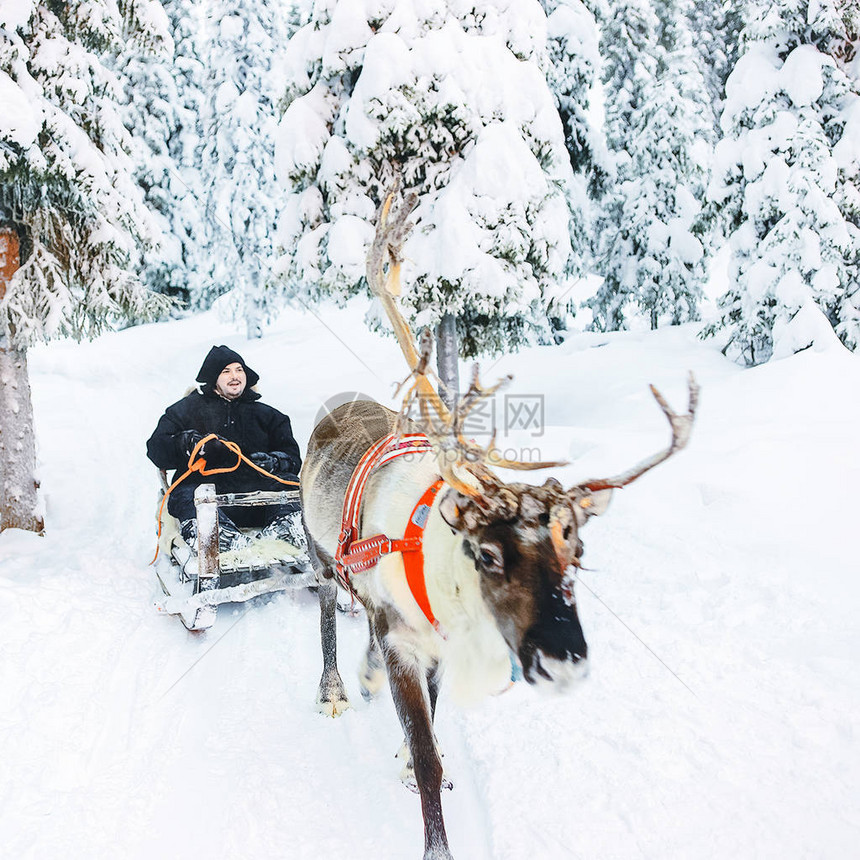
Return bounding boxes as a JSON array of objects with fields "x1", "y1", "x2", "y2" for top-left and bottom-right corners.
[{"x1": 153, "y1": 473, "x2": 317, "y2": 631}]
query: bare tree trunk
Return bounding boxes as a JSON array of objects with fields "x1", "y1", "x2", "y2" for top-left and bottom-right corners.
[
  {"x1": 435, "y1": 313, "x2": 460, "y2": 410},
  {"x1": 0, "y1": 346, "x2": 42, "y2": 533},
  {"x1": 0, "y1": 229, "x2": 43, "y2": 533}
]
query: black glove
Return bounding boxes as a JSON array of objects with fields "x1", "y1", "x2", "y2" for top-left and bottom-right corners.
[
  {"x1": 199, "y1": 436, "x2": 236, "y2": 468},
  {"x1": 178, "y1": 430, "x2": 204, "y2": 459},
  {"x1": 249, "y1": 451, "x2": 296, "y2": 478}
]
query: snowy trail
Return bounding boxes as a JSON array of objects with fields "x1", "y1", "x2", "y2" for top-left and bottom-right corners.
[
  {"x1": 2, "y1": 302, "x2": 858, "y2": 859},
  {"x1": 0, "y1": 539, "x2": 496, "y2": 859}
]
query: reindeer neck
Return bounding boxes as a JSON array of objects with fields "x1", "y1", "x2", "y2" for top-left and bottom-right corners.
[
  {"x1": 422, "y1": 499, "x2": 513, "y2": 701},
  {"x1": 422, "y1": 499, "x2": 497, "y2": 627}
]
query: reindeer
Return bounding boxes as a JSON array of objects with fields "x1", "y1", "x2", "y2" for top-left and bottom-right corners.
[{"x1": 300, "y1": 190, "x2": 698, "y2": 860}]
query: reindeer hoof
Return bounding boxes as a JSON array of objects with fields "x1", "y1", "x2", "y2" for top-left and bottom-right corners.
[
  {"x1": 400, "y1": 770, "x2": 420, "y2": 794},
  {"x1": 398, "y1": 742, "x2": 454, "y2": 792},
  {"x1": 399, "y1": 769, "x2": 454, "y2": 793},
  {"x1": 317, "y1": 695, "x2": 352, "y2": 717},
  {"x1": 316, "y1": 672, "x2": 351, "y2": 717}
]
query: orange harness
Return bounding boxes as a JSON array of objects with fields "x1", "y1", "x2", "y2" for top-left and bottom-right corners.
[
  {"x1": 335, "y1": 433, "x2": 446, "y2": 636},
  {"x1": 152, "y1": 433, "x2": 300, "y2": 563}
]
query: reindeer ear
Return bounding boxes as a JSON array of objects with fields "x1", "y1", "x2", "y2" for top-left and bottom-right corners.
[
  {"x1": 572, "y1": 488, "x2": 613, "y2": 524},
  {"x1": 439, "y1": 489, "x2": 469, "y2": 530}
]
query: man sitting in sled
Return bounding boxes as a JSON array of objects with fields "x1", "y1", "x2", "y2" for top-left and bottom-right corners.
[{"x1": 146, "y1": 344, "x2": 305, "y2": 556}]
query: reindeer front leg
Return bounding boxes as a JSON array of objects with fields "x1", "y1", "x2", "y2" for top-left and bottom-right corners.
[
  {"x1": 316, "y1": 580, "x2": 351, "y2": 716},
  {"x1": 398, "y1": 664, "x2": 453, "y2": 793},
  {"x1": 383, "y1": 641, "x2": 452, "y2": 860}
]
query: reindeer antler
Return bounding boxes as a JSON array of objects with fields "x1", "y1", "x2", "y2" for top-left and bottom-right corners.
[
  {"x1": 369, "y1": 185, "x2": 566, "y2": 498},
  {"x1": 575, "y1": 372, "x2": 699, "y2": 493},
  {"x1": 367, "y1": 185, "x2": 450, "y2": 421}
]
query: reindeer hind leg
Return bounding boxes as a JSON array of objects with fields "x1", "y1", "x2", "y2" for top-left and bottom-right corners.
[{"x1": 359, "y1": 615, "x2": 386, "y2": 701}]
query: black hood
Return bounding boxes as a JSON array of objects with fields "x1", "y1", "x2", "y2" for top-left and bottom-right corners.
[{"x1": 195, "y1": 345, "x2": 260, "y2": 390}]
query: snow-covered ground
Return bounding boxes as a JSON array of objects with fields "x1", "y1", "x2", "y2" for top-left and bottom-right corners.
[{"x1": 1, "y1": 299, "x2": 858, "y2": 859}]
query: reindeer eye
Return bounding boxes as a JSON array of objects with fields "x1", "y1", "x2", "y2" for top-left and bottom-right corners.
[
  {"x1": 563, "y1": 525, "x2": 571, "y2": 540},
  {"x1": 478, "y1": 543, "x2": 504, "y2": 574},
  {"x1": 538, "y1": 512, "x2": 549, "y2": 525}
]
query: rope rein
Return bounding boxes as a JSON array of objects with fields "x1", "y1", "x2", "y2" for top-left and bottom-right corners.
[{"x1": 151, "y1": 433, "x2": 300, "y2": 564}]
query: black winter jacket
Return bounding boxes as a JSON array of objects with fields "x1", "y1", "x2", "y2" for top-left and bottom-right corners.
[{"x1": 146, "y1": 387, "x2": 302, "y2": 498}]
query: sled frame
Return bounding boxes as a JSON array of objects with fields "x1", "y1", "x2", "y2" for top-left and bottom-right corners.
[{"x1": 154, "y1": 475, "x2": 315, "y2": 631}]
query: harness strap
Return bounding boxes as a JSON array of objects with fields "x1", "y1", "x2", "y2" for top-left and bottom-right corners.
[
  {"x1": 339, "y1": 433, "x2": 432, "y2": 549},
  {"x1": 335, "y1": 433, "x2": 446, "y2": 636},
  {"x1": 401, "y1": 479, "x2": 445, "y2": 634},
  {"x1": 336, "y1": 433, "x2": 433, "y2": 573},
  {"x1": 339, "y1": 535, "x2": 423, "y2": 574}
]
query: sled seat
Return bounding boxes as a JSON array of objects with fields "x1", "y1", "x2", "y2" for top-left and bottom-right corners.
[{"x1": 153, "y1": 473, "x2": 316, "y2": 631}]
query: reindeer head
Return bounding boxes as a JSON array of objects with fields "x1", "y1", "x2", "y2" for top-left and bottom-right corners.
[
  {"x1": 435, "y1": 475, "x2": 611, "y2": 683},
  {"x1": 428, "y1": 367, "x2": 697, "y2": 686}
]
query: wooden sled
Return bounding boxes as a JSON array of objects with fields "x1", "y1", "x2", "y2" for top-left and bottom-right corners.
[{"x1": 153, "y1": 474, "x2": 317, "y2": 631}]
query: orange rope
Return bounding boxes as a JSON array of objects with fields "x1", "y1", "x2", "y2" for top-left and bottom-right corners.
[{"x1": 150, "y1": 433, "x2": 300, "y2": 564}]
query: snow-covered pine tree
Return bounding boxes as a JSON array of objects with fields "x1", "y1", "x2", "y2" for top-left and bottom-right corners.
[
  {"x1": 116, "y1": 0, "x2": 215, "y2": 308},
  {"x1": 588, "y1": 0, "x2": 659, "y2": 331},
  {"x1": 688, "y1": 0, "x2": 743, "y2": 131},
  {"x1": 198, "y1": 0, "x2": 290, "y2": 337},
  {"x1": 0, "y1": 0, "x2": 169, "y2": 532},
  {"x1": 274, "y1": 0, "x2": 583, "y2": 359},
  {"x1": 705, "y1": 0, "x2": 860, "y2": 365},
  {"x1": 538, "y1": 0, "x2": 608, "y2": 344},
  {"x1": 590, "y1": 0, "x2": 713, "y2": 331},
  {"x1": 826, "y1": 2, "x2": 860, "y2": 350},
  {"x1": 539, "y1": 0, "x2": 609, "y2": 194}
]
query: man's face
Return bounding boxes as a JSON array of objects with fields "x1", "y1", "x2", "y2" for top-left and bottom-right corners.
[{"x1": 215, "y1": 362, "x2": 247, "y2": 400}]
